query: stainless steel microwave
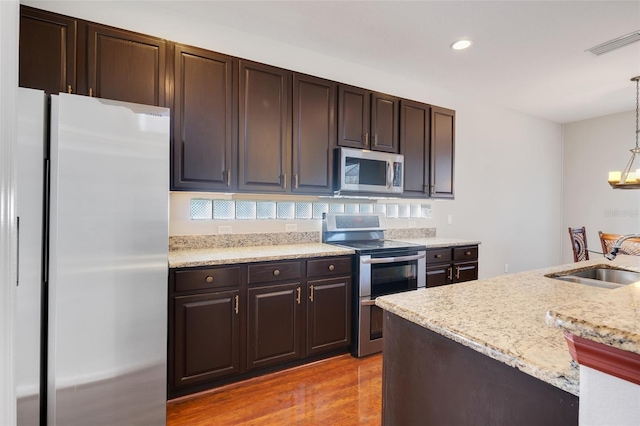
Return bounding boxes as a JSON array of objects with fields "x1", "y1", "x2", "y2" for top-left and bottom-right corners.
[{"x1": 335, "y1": 147, "x2": 404, "y2": 194}]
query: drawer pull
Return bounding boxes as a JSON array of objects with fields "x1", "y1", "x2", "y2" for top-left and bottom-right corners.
[
  {"x1": 309, "y1": 285, "x2": 314, "y2": 302},
  {"x1": 447, "y1": 267, "x2": 453, "y2": 281},
  {"x1": 296, "y1": 287, "x2": 301, "y2": 305},
  {"x1": 205, "y1": 276, "x2": 214, "y2": 283},
  {"x1": 273, "y1": 269, "x2": 280, "y2": 277},
  {"x1": 455, "y1": 266, "x2": 460, "y2": 279},
  {"x1": 465, "y1": 251, "x2": 472, "y2": 256},
  {"x1": 435, "y1": 254, "x2": 442, "y2": 259},
  {"x1": 234, "y1": 295, "x2": 239, "y2": 314},
  {"x1": 328, "y1": 264, "x2": 335, "y2": 271}
]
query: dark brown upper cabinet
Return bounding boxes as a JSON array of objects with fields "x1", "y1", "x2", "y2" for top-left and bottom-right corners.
[
  {"x1": 86, "y1": 23, "x2": 166, "y2": 106},
  {"x1": 172, "y1": 44, "x2": 237, "y2": 191},
  {"x1": 19, "y1": 6, "x2": 77, "y2": 95},
  {"x1": 292, "y1": 74, "x2": 336, "y2": 195},
  {"x1": 337, "y1": 85, "x2": 370, "y2": 150},
  {"x1": 430, "y1": 106, "x2": 455, "y2": 199},
  {"x1": 238, "y1": 61, "x2": 292, "y2": 192},
  {"x1": 400, "y1": 100, "x2": 431, "y2": 198},
  {"x1": 370, "y1": 92, "x2": 399, "y2": 153},
  {"x1": 338, "y1": 86, "x2": 399, "y2": 153}
]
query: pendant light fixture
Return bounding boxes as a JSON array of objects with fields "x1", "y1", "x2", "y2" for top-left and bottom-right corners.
[{"x1": 608, "y1": 76, "x2": 640, "y2": 189}]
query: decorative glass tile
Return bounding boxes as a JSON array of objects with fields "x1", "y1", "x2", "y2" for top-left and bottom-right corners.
[
  {"x1": 190, "y1": 199, "x2": 212, "y2": 220},
  {"x1": 257, "y1": 201, "x2": 277, "y2": 219},
  {"x1": 329, "y1": 203, "x2": 344, "y2": 213},
  {"x1": 411, "y1": 204, "x2": 422, "y2": 218},
  {"x1": 313, "y1": 203, "x2": 329, "y2": 219},
  {"x1": 359, "y1": 204, "x2": 373, "y2": 213},
  {"x1": 236, "y1": 201, "x2": 256, "y2": 220},
  {"x1": 398, "y1": 204, "x2": 410, "y2": 218},
  {"x1": 277, "y1": 202, "x2": 295, "y2": 220},
  {"x1": 373, "y1": 204, "x2": 386, "y2": 216},
  {"x1": 386, "y1": 204, "x2": 399, "y2": 218},
  {"x1": 345, "y1": 203, "x2": 359, "y2": 213},
  {"x1": 213, "y1": 200, "x2": 235, "y2": 220},
  {"x1": 421, "y1": 204, "x2": 432, "y2": 218},
  {"x1": 295, "y1": 202, "x2": 313, "y2": 219}
]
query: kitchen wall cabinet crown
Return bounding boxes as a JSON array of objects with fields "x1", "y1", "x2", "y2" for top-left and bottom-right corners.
[{"x1": 19, "y1": 5, "x2": 456, "y2": 198}]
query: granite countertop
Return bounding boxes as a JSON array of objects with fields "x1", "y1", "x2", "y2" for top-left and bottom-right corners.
[
  {"x1": 392, "y1": 237, "x2": 481, "y2": 248},
  {"x1": 375, "y1": 255, "x2": 640, "y2": 397},
  {"x1": 169, "y1": 243, "x2": 355, "y2": 268}
]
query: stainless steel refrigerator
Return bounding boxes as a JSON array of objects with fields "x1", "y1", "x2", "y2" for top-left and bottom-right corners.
[{"x1": 16, "y1": 88, "x2": 169, "y2": 425}]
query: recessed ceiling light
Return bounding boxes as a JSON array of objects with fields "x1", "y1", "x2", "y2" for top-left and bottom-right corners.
[{"x1": 451, "y1": 39, "x2": 472, "y2": 50}]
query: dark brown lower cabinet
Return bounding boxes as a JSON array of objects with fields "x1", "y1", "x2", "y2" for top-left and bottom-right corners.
[
  {"x1": 426, "y1": 245, "x2": 479, "y2": 288},
  {"x1": 247, "y1": 282, "x2": 303, "y2": 370},
  {"x1": 306, "y1": 277, "x2": 351, "y2": 355},
  {"x1": 172, "y1": 289, "x2": 240, "y2": 388}
]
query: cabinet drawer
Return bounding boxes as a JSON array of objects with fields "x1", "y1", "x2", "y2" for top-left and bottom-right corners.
[
  {"x1": 248, "y1": 261, "x2": 301, "y2": 284},
  {"x1": 426, "y1": 248, "x2": 452, "y2": 265},
  {"x1": 453, "y1": 246, "x2": 478, "y2": 261},
  {"x1": 174, "y1": 266, "x2": 240, "y2": 292},
  {"x1": 307, "y1": 257, "x2": 352, "y2": 278}
]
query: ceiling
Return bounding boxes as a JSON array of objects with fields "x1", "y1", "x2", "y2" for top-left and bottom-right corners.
[
  {"x1": 27, "y1": 1, "x2": 640, "y2": 124},
  {"x1": 152, "y1": 0, "x2": 640, "y2": 124}
]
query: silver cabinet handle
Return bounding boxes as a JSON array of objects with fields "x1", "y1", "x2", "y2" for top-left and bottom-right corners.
[
  {"x1": 364, "y1": 132, "x2": 369, "y2": 146},
  {"x1": 234, "y1": 295, "x2": 239, "y2": 314},
  {"x1": 309, "y1": 285, "x2": 314, "y2": 302},
  {"x1": 205, "y1": 276, "x2": 214, "y2": 283},
  {"x1": 448, "y1": 267, "x2": 453, "y2": 281},
  {"x1": 294, "y1": 174, "x2": 299, "y2": 189},
  {"x1": 296, "y1": 287, "x2": 301, "y2": 304},
  {"x1": 226, "y1": 170, "x2": 231, "y2": 186},
  {"x1": 361, "y1": 299, "x2": 377, "y2": 306},
  {"x1": 362, "y1": 253, "x2": 426, "y2": 264},
  {"x1": 455, "y1": 266, "x2": 460, "y2": 280},
  {"x1": 328, "y1": 264, "x2": 335, "y2": 271},
  {"x1": 273, "y1": 269, "x2": 280, "y2": 276}
]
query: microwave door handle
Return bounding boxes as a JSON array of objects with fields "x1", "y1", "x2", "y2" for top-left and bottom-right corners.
[
  {"x1": 361, "y1": 253, "x2": 426, "y2": 264},
  {"x1": 387, "y1": 161, "x2": 392, "y2": 188}
]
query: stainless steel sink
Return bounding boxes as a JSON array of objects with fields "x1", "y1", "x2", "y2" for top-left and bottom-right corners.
[{"x1": 547, "y1": 266, "x2": 640, "y2": 289}]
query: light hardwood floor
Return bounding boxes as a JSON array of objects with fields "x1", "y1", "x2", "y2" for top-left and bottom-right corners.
[{"x1": 167, "y1": 354, "x2": 382, "y2": 425}]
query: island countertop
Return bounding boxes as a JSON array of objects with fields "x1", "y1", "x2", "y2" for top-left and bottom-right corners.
[
  {"x1": 376, "y1": 255, "x2": 640, "y2": 396},
  {"x1": 169, "y1": 243, "x2": 354, "y2": 268}
]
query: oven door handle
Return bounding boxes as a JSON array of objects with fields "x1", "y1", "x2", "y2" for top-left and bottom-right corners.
[
  {"x1": 361, "y1": 253, "x2": 426, "y2": 264},
  {"x1": 361, "y1": 299, "x2": 377, "y2": 306}
]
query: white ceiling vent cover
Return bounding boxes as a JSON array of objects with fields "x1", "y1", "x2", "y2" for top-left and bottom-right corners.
[{"x1": 587, "y1": 30, "x2": 640, "y2": 55}]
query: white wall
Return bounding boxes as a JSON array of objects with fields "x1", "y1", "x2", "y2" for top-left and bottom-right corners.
[
  {"x1": 25, "y1": 1, "x2": 564, "y2": 279},
  {"x1": 563, "y1": 111, "x2": 640, "y2": 263},
  {"x1": 0, "y1": 1, "x2": 19, "y2": 424},
  {"x1": 579, "y1": 365, "x2": 640, "y2": 426}
]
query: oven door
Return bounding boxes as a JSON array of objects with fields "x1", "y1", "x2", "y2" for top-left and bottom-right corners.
[{"x1": 356, "y1": 250, "x2": 426, "y2": 357}]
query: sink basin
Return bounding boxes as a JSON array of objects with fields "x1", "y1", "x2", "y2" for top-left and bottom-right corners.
[{"x1": 547, "y1": 266, "x2": 640, "y2": 289}]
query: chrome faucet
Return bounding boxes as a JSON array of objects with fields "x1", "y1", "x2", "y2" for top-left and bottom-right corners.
[{"x1": 605, "y1": 234, "x2": 640, "y2": 260}]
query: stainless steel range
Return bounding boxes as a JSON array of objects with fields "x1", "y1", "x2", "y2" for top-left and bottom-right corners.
[{"x1": 322, "y1": 213, "x2": 426, "y2": 357}]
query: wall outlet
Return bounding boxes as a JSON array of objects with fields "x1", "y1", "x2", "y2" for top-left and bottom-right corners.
[
  {"x1": 285, "y1": 223, "x2": 298, "y2": 232},
  {"x1": 504, "y1": 264, "x2": 509, "y2": 273},
  {"x1": 218, "y1": 225, "x2": 232, "y2": 234},
  {"x1": 447, "y1": 214, "x2": 453, "y2": 225}
]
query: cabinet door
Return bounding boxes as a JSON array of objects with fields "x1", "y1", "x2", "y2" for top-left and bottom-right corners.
[
  {"x1": 292, "y1": 74, "x2": 336, "y2": 194},
  {"x1": 87, "y1": 23, "x2": 166, "y2": 106},
  {"x1": 337, "y1": 85, "x2": 370, "y2": 149},
  {"x1": 371, "y1": 92, "x2": 399, "y2": 153},
  {"x1": 172, "y1": 44, "x2": 236, "y2": 191},
  {"x1": 172, "y1": 290, "x2": 240, "y2": 389},
  {"x1": 307, "y1": 277, "x2": 351, "y2": 356},
  {"x1": 238, "y1": 61, "x2": 291, "y2": 192},
  {"x1": 400, "y1": 100, "x2": 431, "y2": 197},
  {"x1": 426, "y1": 264, "x2": 451, "y2": 288},
  {"x1": 247, "y1": 282, "x2": 302, "y2": 370},
  {"x1": 430, "y1": 106, "x2": 455, "y2": 199},
  {"x1": 19, "y1": 6, "x2": 77, "y2": 95},
  {"x1": 454, "y1": 262, "x2": 478, "y2": 283}
]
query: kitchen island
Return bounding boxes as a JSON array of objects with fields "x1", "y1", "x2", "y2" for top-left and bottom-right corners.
[{"x1": 376, "y1": 255, "x2": 640, "y2": 425}]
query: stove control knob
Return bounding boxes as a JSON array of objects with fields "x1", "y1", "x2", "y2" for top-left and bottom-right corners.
[
  {"x1": 273, "y1": 269, "x2": 280, "y2": 276},
  {"x1": 329, "y1": 265, "x2": 335, "y2": 271}
]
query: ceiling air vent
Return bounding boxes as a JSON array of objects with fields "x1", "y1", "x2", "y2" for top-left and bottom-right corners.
[{"x1": 587, "y1": 30, "x2": 640, "y2": 55}]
